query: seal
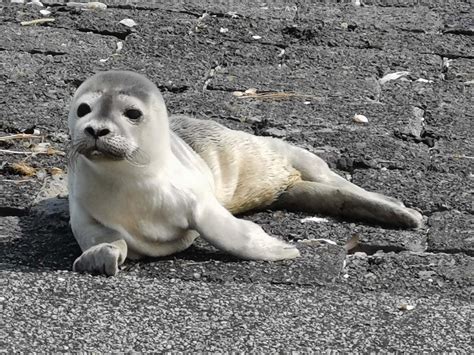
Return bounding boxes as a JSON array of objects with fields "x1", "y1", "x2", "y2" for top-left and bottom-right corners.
[{"x1": 68, "y1": 71, "x2": 422, "y2": 276}]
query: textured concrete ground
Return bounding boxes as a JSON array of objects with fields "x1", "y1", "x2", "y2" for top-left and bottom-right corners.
[{"x1": 0, "y1": 0, "x2": 473, "y2": 352}]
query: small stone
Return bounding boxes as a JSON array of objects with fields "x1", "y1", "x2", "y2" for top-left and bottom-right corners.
[
  {"x1": 353, "y1": 114, "x2": 368, "y2": 123},
  {"x1": 193, "y1": 272, "x2": 201, "y2": 280},
  {"x1": 27, "y1": 0, "x2": 43, "y2": 7},
  {"x1": 116, "y1": 41, "x2": 123, "y2": 53},
  {"x1": 219, "y1": 27, "x2": 229, "y2": 33},
  {"x1": 399, "y1": 303, "x2": 415, "y2": 311},
  {"x1": 264, "y1": 127, "x2": 286, "y2": 137},
  {"x1": 232, "y1": 91, "x2": 244, "y2": 97},
  {"x1": 354, "y1": 252, "x2": 367, "y2": 258},
  {"x1": 39, "y1": 9, "x2": 51, "y2": 16},
  {"x1": 67, "y1": 1, "x2": 107, "y2": 10},
  {"x1": 252, "y1": 35, "x2": 262, "y2": 40},
  {"x1": 379, "y1": 71, "x2": 410, "y2": 85},
  {"x1": 11, "y1": 0, "x2": 25, "y2": 4},
  {"x1": 416, "y1": 78, "x2": 433, "y2": 83},
  {"x1": 119, "y1": 18, "x2": 137, "y2": 28},
  {"x1": 244, "y1": 88, "x2": 257, "y2": 94}
]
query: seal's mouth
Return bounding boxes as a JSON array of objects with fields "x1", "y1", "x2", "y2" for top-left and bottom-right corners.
[
  {"x1": 68, "y1": 135, "x2": 150, "y2": 168},
  {"x1": 81, "y1": 140, "x2": 127, "y2": 161}
]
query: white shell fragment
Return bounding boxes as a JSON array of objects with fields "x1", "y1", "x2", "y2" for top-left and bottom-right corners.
[
  {"x1": 300, "y1": 216, "x2": 329, "y2": 223},
  {"x1": 219, "y1": 27, "x2": 229, "y2": 33},
  {"x1": 39, "y1": 9, "x2": 51, "y2": 16},
  {"x1": 379, "y1": 71, "x2": 410, "y2": 85},
  {"x1": 116, "y1": 41, "x2": 123, "y2": 53},
  {"x1": 399, "y1": 303, "x2": 415, "y2": 311},
  {"x1": 252, "y1": 35, "x2": 262, "y2": 40},
  {"x1": 119, "y1": 18, "x2": 137, "y2": 28},
  {"x1": 416, "y1": 78, "x2": 433, "y2": 83},
  {"x1": 353, "y1": 114, "x2": 368, "y2": 123}
]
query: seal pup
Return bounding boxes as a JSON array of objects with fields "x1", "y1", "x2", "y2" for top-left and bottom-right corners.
[{"x1": 68, "y1": 71, "x2": 422, "y2": 276}]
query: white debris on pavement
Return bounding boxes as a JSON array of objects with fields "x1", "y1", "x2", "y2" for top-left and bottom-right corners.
[
  {"x1": 66, "y1": 2, "x2": 107, "y2": 10},
  {"x1": 27, "y1": 0, "x2": 43, "y2": 6},
  {"x1": 416, "y1": 78, "x2": 434, "y2": 83},
  {"x1": 379, "y1": 71, "x2": 410, "y2": 85},
  {"x1": 119, "y1": 18, "x2": 137, "y2": 28},
  {"x1": 353, "y1": 114, "x2": 368, "y2": 123},
  {"x1": 300, "y1": 216, "x2": 329, "y2": 223},
  {"x1": 399, "y1": 303, "x2": 415, "y2": 311}
]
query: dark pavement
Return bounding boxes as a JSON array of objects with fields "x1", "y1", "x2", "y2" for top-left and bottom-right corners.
[{"x1": 0, "y1": 0, "x2": 472, "y2": 352}]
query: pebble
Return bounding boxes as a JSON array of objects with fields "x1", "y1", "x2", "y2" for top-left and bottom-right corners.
[
  {"x1": 379, "y1": 71, "x2": 410, "y2": 85},
  {"x1": 353, "y1": 114, "x2": 368, "y2": 123},
  {"x1": 119, "y1": 18, "x2": 137, "y2": 28}
]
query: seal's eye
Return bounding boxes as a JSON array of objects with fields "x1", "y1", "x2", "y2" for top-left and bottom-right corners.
[
  {"x1": 77, "y1": 103, "x2": 91, "y2": 118},
  {"x1": 124, "y1": 109, "x2": 143, "y2": 121}
]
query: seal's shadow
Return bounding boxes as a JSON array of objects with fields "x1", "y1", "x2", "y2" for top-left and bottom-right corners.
[
  {"x1": 4, "y1": 197, "x2": 238, "y2": 272},
  {"x1": 4, "y1": 197, "x2": 79, "y2": 271}
]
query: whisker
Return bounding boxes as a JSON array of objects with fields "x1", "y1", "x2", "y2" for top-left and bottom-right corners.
[{"x1": 126, "y1": 146, "x2": 150, "y2": 167}]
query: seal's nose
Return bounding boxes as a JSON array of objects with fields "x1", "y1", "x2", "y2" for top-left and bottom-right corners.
[{"x1": 84, "y1": 126, "x2": 111, "y2": 138}]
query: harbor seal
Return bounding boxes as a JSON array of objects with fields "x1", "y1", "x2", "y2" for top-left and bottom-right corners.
[{"x1": 68, "y1": 71, "x2": 422, "y2": 276}]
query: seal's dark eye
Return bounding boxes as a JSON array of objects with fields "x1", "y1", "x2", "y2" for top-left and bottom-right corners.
[
  {"x1": 124, "y1": 109, "x2": 143, "y2": 121},
  {"x1": 77, "y1": 103, "x2": 91, "y2": 118}
]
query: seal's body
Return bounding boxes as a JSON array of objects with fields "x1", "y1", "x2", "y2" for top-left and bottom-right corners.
[{"x1": 68, "y1": 71, "x2": 422, "y2": 275}]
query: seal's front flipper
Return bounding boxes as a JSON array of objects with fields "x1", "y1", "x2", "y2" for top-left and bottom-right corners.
[
  {"x1": 191, "y1": 199, "x2": 300, "y2": 261},
  {"x1": 73, "y1": 239, "x2": 128, "y2": 276}
]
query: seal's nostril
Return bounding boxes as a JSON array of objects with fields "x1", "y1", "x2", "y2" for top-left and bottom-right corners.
[
  {"x1": 84, "y1": 126, "x2": 110, "y2": 138},
  {"x1": 84, "y1": 126, "x2": 96, "y2": 137},
  {"x1": 97, "y1": 128, "x2": 110, "y2": 137}
]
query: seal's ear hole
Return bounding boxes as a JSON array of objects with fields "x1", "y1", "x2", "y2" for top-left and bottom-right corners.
[
  {"x1": 124, "y1": 109, "x2": 143, "y2": 121},
  {"x1": 77, "y1": 103, "x2": 91, "y2": 118}
]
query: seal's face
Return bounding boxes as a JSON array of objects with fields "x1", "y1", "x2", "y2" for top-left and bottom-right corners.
[{"x1": 68, "y1": 71, "x2": 169, "y2": 167}]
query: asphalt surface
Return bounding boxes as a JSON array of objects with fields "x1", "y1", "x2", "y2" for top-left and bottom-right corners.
[{"x1": 1, "y1": 0, "x2": 473, "y2": 352}]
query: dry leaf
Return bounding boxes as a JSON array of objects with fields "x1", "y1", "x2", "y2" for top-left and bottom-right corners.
[
  {"x1": 49, "y1": 167, "x2": 64, "y2": 176},
  {"x1": 11, "y1": 162, "x2": 36, "y2": 177}
]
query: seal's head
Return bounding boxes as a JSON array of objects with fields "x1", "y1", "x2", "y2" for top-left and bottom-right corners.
[{"x1": 68, "y1": 71, "x2": 169, "y2": 167}]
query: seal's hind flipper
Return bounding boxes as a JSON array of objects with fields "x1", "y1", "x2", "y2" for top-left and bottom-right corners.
[{"x1": 273, "y1": 181, "x2": 422, "y2": 229}]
